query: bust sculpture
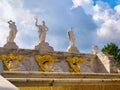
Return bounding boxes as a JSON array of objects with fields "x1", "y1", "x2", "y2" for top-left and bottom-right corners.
[
  {"x1": 92, "y1": 45, "x2": 98, "y2": 54},
  {"x1": 7, "y1": 20, "x2": 17, "y2": 42},
  {"x1": 35, "y1": 17, "x2": 48, "y2": 43}
]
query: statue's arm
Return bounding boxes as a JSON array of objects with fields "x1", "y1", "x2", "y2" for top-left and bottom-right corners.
[
  {"x1": 8, "y1": 20, "x2": 13, "y2": 24},
  {"x1": 67, "y1": 31, "x2": 71, "y2": 40},
  {"x1": 35, "y1": 18, "x2": 39, "y2": 27},
  {"x1": 46, "y1": 26, "x2": 48, "y2": 31},
  {"x1": 8, "y1": 21, "x2": 11, "y2": 25}
]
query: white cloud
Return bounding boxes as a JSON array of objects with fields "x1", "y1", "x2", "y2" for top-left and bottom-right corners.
[
  {"x1": 0, "y1": 0, "x2": 36, "y2": 48},
  {"x1": 72, "y1": 0, "x2": 92, "y2": 7},
  {"x1": 72, "y1": 0, "x2": 94, "y2": 14},
  {"x1": 97, "y1": 20, "x2": 120, "y2": 40},
  {"x1": 72, "y1": 0, "x2": 120, "y2": 47},
  {"x1": 94, "y1": 2, "x2": 120, "y2": 43},
  {"x1": 115, "y1": 5, "x2": 120, "y2": 15}
]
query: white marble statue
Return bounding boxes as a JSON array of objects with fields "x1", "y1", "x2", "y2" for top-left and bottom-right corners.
[
  {"x1": 67, "y1": 27, "x2": 75, "y2": 47},
  {"x1": 7, "y1": 20, "x2": 17, "y2": 42},
  {"x1": 35, "y1": 17, "x2": 48, "y2": 43}
]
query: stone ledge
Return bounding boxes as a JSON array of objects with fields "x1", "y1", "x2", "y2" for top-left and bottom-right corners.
[
  {"x1": 19, "y1": 85, "x2": 120, "y2": 90},
  {"x1": 0, "y1": 47, "x2": 95, "y2": 57},
  {"x1": 6, "y1": 78, "x2": 120, "y2": 86},
  {"x1": 2, "y1": 71, "x2": 120, "y2": 79}
]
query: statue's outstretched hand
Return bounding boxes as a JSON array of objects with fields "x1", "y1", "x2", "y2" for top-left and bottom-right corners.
[{"x1": 34, "y1": 16, "x2": 39, "y2": 21}]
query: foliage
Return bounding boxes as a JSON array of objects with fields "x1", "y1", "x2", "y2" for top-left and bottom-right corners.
[{"x1": 102, "y1": 42, "x2": 120, "y2": 66}]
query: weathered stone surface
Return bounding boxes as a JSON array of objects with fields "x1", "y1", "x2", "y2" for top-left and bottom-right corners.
[
  {"x1": 34, "y1": 42, "x2": 54, "y2": 53},
  {"x1": 80, "y1": 64, "x2": 93, "y2": 73},
  {"x1": 4, "y1": 42, "x2": 18, "y2": 49},
  {"x1": 2, "y1": 71, "x2": 120, "y2": 78},
  {"x1": 18, "y1": 56, "x2": 39, "y2": 71},
  {"x1": 54, "y1": 59, "x2": 70, "y2": 72},
  {"x1": 2, "y1": 71, "x2": 120, "y2": 87},
  {"x1": 0, "y1": 47, "x2": 118, "y2": 73},
  {"x1": 66, "y1": 46, "x2": 79, "y2": 53},
  {"x1": 0, "y1": 60, "x2": 3, "y2": 74}
]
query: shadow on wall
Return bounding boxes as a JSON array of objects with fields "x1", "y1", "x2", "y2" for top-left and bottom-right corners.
[
  {"x1": 0, "y1": 60, "x2": 3, "y2": 74},
  {"x1": 93, "y1": 57, "x2": 108, "y2": 73}
]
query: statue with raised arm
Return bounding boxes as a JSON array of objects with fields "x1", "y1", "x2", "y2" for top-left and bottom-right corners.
[
  {"x1": 35, "y1": 17, "x2": 48, "y2": 43},
  {"x1": 67, "y1": 27, "x2": 75, "y2": 47},
  {"x1": 34, "y1": 16, "x2": 54, "y2": 52},
  {"x1": 7, "y1": 20, "x2": 17, "y2": 42}
]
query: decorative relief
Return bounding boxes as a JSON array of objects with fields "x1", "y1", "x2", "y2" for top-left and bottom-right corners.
[
  {"x1": 66, "y1": 57, "x2": 84, "y2": 72},
  {"x1": 0, "y1": 53, "x2": 23, "y2": 71},
  {"x1": 35, "y1": 55, "x2": 56, "y2": 72}
]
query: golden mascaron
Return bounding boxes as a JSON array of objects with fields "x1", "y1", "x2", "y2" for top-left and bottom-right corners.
[
  {"x1": 0, "y1": 53, "x2": 23, "y2": 71},
  {"x1": 35, "y1": 55, "x2": 56, "y2": 72},
  {"x1": 66, "y1": 57, "x2": 84, "y2": 72}
]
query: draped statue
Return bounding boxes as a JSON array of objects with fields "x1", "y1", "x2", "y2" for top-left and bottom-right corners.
[
  {"x1": 7, "y1": 20, "x2": 17, "y2": 42},
  {"x1": 67, "y1": 27, "x2": 75, "y2": 47}
]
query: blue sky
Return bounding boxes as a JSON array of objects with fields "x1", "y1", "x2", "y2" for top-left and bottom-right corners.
[
  {"x1": 0, "y1": 0, "x2": 120, "y2": 53},
  {"x1": 94, "y1": 0, "x2": 120, "y2": 8}
]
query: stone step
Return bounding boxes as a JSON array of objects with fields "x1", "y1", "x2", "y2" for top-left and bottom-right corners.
[
  {"x1": 2, "y1": 71, "x2": 120, "y2": 79},
  {"x1": 5, "y1": 78, "x2": 120, "y2": 86}
]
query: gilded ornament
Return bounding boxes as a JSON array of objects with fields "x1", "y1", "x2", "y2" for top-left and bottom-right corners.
[
  {"x1": 66, "y1": 57, "x2": 84, "y2": 72},
  {"x1": 35, "y1": 55, "x2": 56, "y2": 72},
  {"x1": 0, "y1": 53, "x2": 23, "y2": 71}
]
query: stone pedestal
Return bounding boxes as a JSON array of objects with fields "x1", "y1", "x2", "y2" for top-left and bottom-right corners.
[
  {"x1": 34, "y1": 42, "x2": 54, "y2": 53},
  {"x1": 66, "y1": 46, "x2": 79, "y2": 53},
  {"x1": 4, "y1": 42, "x2": 18, "y2": 49}
]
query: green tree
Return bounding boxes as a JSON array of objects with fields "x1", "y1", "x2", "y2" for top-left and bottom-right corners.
[{"x1": 102, "y1": 42, "x2": 120, "y2": 66}]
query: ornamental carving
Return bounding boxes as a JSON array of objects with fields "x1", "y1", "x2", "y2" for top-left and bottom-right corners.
[
  {"x1": 66, "y1": 57, "x2": 84, "y2": 72},
  {"x1": 0, "y1": 53, "x2": 23, "y2": 71},
  {"x1": 35, "y1": 55, "x2": 56, "y2": 72}
]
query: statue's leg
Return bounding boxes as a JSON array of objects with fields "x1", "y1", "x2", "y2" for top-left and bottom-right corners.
[
  {"x1": 9, "y1": 32, "x2": 16, "y2": 42},
  {"x1": 40, "y1": 33, "x2": 46, "y2": 43}
]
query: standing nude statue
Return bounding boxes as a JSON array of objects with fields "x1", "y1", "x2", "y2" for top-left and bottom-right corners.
[
  {"x1": 35, "y1": 17, "x2": 48, "y2": 43},
  {"x1": 67, "y1": 27, "x2": 75, "y2": 47},
  {"x1": 7, "y1": 20, "x2": 17, "y2": 42}
]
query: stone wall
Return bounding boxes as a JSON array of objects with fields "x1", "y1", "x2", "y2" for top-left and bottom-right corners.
[
  {"x1": 0, "y1": 47, "x2": 117, "y2": 73},
  {"x1": 0, "y1": 60, "x2": 3, "y2": 74}
]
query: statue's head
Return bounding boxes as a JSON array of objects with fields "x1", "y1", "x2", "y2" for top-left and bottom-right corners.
[
  {"x1": 8, "y1": 20, "x2": 12, "y2": 23},
  {"x1": 42, "y1": 21, "x2": 45, "y2": 25},
  {"x1": 13, "y1": 22, "x2": 15, "y2": 24},
  {"x1": 69, "y1": 27, "x2": 73, "y2": 31}
]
